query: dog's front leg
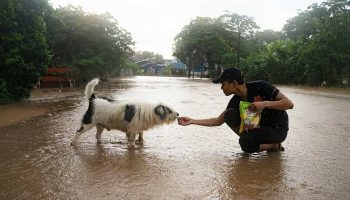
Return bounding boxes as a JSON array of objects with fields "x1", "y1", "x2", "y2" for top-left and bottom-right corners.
[
  {"x1": 136, "y1": 132, "x2": 144, "y2": 144},
  {"x1": 126, "y1": 131, "x2": 136, "y2": 148}
]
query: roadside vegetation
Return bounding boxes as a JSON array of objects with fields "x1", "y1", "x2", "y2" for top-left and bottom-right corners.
[
  {"x1": 1, "y1": 0, "x2": 349, "y2": 104},
  {"x1": 173, "y1": 0, "x2": 350, "y2": 86},
  {"x1": 1, "y1": 0, "x2": 134, "y2": 104}
]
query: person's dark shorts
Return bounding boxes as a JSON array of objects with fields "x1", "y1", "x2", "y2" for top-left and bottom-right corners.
[
  {"x1": 224, "y1": 108, "x2": 288, "y2": 153},
  {"x1": 238, "y1": 126, "x2": 288, "y2": 153}
]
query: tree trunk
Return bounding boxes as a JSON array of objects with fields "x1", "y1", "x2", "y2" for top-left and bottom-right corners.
[
  {"x1": 237, "y1": 31, "x2": 241, "y2": 68},
  {"x1": 187, "y1": 58, "x2": 191, "y2": 78}
]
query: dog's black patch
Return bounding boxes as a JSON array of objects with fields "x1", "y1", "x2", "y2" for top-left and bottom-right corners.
[
  {"x1": 154, "y1": 105, "x2": 166, "y2": 120},
  {"x1": 82, "y1": 94, "x2": 95, "y2": 124},
  {"x1": 165, "y1": 106, "x2": 173, "y2": 114},
  {"x1": 124, "y1": 104, "x2": 136, "y2": 122}
]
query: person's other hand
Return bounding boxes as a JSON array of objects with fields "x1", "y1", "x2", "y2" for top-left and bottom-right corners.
[
  {"x1": 250, "y1": 101, "x2": 268, "y2": 111},
  {"x1": 177, "y1": 116, "x2": 192, "y2": 126}
]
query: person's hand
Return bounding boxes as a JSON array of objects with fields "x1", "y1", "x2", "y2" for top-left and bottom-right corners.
[
  {"x1": 250, "y1": 101, "x2": 268, "y2": 111},
  {"x1": 177, "y1": 116, "x2": 192, "y2": 126}
]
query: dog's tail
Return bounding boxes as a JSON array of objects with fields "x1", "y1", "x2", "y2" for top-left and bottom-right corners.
[{"x1": 84, "y1": 78, "x2": 99, "y2": 98}]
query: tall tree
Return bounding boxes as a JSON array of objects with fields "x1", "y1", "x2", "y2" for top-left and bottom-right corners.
[
  {"x1": 51, "y1": 6, "x2": 134, "y2": 83},
  {"x1": 0, "y1": 0, "x2": 50, "y2": 103},
  {"x1": 323, "y1": 0, "x2": 350, "y2": 83},
  {"x1": 263, "y1": 40, "x2": 299, "y2": 84},
  {"x1": 283, "y1": 0, "x2": 350, "y2": 85},
  {"x1": 219, "y1": 12, "x2": 259, "y2": 68},
  {"x1": 173, "y1": 17, "x2": 231, "y2": 77}
]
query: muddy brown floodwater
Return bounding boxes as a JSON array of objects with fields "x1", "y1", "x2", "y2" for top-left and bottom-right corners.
[{"x1": 1, "y1": 76, "x2": 350, "y2": 199}]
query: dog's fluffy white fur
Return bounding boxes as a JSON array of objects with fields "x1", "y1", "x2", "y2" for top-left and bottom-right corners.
[{"x1": 70, "y1": 78, "x2": 179, "y2": 147}]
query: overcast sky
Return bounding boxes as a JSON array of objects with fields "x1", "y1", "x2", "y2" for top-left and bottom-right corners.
[{"x1": 50, "y1": 0, "x2": 326, "y2": 59}]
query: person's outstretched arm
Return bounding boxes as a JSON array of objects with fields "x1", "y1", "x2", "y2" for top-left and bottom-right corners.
[{"x1": 178, "y1": 111, "x2": 225, "y2": 127}]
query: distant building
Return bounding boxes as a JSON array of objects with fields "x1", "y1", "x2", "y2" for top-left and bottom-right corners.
[
  {"x1": 39, "y1": 67, "x2": 74, "y2": 88},
  {"x1": 168, "y1": 60, "x2": 186, "y2": 76},
  {"x1": 142, "y1": 63, "x2": 163, "y2": 74},
  {"x1": 192, "y1": 65, "x2": 208, "y2": 76},
  {"x1": 133, "y1": 59, "x2": 187, "y2": 76}
]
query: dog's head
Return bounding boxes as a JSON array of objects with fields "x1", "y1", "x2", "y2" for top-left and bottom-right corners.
[{"x1": 154, "y1": 104, "x2": 179, "y2": 123}]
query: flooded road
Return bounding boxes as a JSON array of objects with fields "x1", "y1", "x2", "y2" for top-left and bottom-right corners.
[{"x1": 1, "y1": 76, "x2": 350, "y2": 199}]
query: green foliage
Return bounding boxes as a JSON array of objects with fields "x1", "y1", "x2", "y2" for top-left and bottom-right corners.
[
  {"x1": 173, "y1": 13, "x2": 260, "y2": 78},
  {"x1": 133, "y1": 51, "x2": 164, "y2": 64},
  {"x1": 248, "y1": 30, "x2": 285, "y2": 53},
  {"x1": 0, "y1": 2, "x2": 135, "y2": 104},
  {"x1": 219, "y1": 12, "x2": 259, "y2": 68},
  {"x1": 173, "y1": 17, "x2": 232, "y2": 77},
  {"x1": 221, "y1": 52, "x2": 237, "y2": 68},
  {"x1": 242, "y1": 53, "x2": 268, "y2": 81},
  {"x1": 1, "y1": 0, "x2": 349, "y2": 104},
  {"x1": 0, "y1": 0, "x2": 50, "y2": 103},
  {"x1": 51, "y1": 6, "x2": 134, "y2": 84},
  {"x1": 282, "y1": 0, "x2": 350, "y2": 85},
  {"x1": 173, "y1": 0, "x2": 349, "y2": 86},
  {"x1": 124, "y1": 61, "x2": 141, "y2": 74},
  {"x1": 264, "y1": 40, "x2": 299, "y2": 84},
  {"x1": 0, "y1": 79, "x2": 11, "y2": 104}
]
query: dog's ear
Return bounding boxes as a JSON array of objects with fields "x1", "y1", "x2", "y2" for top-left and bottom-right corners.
[{"x1": 154, "y1": 105, "x2": 166, "y2": 120}]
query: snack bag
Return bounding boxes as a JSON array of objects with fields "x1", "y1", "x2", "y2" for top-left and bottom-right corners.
[{"x1": 239, "y1": 101, "x2": 261, "y2": 134}]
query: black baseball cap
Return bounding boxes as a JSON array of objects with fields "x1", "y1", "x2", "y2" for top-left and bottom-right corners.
[{"x1": 212, "y1": 67, "x2": 243, "y2": 84}]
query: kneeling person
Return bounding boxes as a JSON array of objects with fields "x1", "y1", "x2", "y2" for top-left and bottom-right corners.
[{"x1": 178, "y1": 67, "x2": 294, "y2": 153}]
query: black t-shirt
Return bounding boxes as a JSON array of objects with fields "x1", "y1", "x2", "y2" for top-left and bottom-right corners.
[{"x1": 226, "y1": 80, "x2": 289, "y2": 130}]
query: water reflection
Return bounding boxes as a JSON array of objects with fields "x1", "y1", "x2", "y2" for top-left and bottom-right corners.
[
  {"x1": 71, "y1": 142, "x2": 173, "y2": 199},
  {"x1": 221, "y1": 153, "x2": 287, "y2": 199},
  {"x1": 1, "y1": 77, "x2": 350, "y2": 199}
]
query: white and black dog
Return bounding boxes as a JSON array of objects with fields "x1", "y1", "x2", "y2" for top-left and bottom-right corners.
[{"x1": 70, "y1": 78, "x2": 179, "y2": 148}]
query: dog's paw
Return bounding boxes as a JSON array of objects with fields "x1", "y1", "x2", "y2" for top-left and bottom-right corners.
[
  {"x1": 127, "y1": 142, "x2": 136, "y2": 149},
  {"x1": 135, "y1": 140, "x2": 144, "y2": 145},
  {"x1": 109, "y1": 140, "x2": 123, "y2": 144}
]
